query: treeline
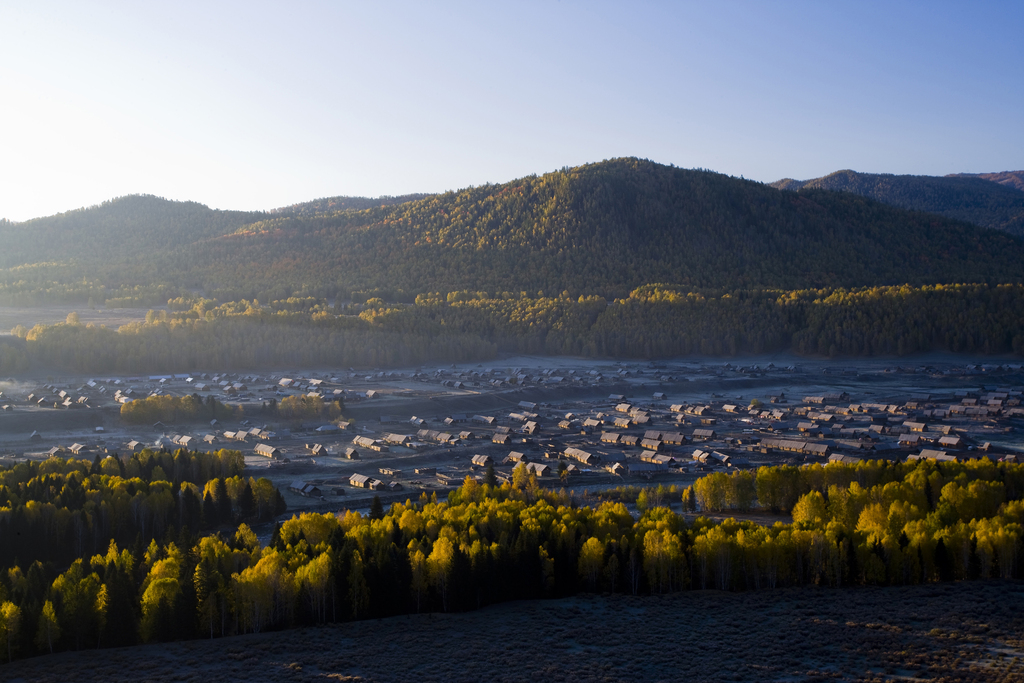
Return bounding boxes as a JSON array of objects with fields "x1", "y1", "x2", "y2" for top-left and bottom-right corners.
[
  {"x1": 5, "y1": 314, "x2": 496, "y2": 374},
  {"x1": 275, "y1": 395, "x2": 346, "y2": 421},
  {"x1": 0, "y1": 459, "x2": 1021, "y2": 663},
  {"x1": 4, "y1": 282, "x2": 1024, "y2": 374},
  {"x1": 684, "y1": 459, "x2": 1024, "y2": 588},
  {"x1": 119, "y1": 395, "x2": 237, "y2": 425},
  {"x1": 118, "y1": 394, "x2": 347, "y2": 424},
  {"x1": 0, "y1": 337, "x2": 30, "y2": 374}
]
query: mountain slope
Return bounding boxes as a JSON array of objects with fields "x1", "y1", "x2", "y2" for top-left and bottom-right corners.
[
  {"x1": 770, "y1": 170, "x2": 1024, "y2": 236},
  {"x1": 183, "y1": 158, "x2": 1024, "y2": 299},
  {"x1": 947, "y1": 171, "x2": 1024, "y2": 193},
  {"x1": 272, "y1": 193, "x2": 434, "y2": 216},
  {"x1": 3, "y1": 160, "x2": 1024, "y2": 305},
  {"x1": 0, "y1": 195, "x2": 265, "y2": 268}
]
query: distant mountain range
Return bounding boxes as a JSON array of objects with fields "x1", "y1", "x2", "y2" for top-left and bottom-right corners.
[
  {"x1": 771, "y1": 170, "x2": 1024, "y2": 236},
  {"x1": 3, "y1": 159, "x2": 1024, "y2": 304}
]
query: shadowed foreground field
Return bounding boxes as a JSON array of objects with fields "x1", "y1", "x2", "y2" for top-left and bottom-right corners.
[{"x1": 6, "y1": 582, "x2": 1024, "y2": 683}]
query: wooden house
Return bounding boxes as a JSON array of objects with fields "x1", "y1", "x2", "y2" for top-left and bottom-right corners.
[
  {"x1": 564, "y1": 447, "x2": 599, "y2": 465},
  {"x1": 254, "y1": 444, "x2": 280, "y2": 458},
  {"x1": 520, "y1": 462, "x2": 550, "y2": 477}
]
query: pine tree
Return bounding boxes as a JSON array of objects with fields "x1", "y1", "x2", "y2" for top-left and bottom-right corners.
[
  {"x1": 934, "y1": 538, "x2": 954, "y2": 581},
  {"x1": 202, "y1": 492, "x2": 218, "y2": 528},
  {"x1": 238, "y1": 482, "x2": 256, "y2": 521},
  {"x1": 102, "y1": 566, "x2": 139, "y2": 647},
  {"x1": 214, "y1": 478, "x2": 232, "y2": 522}
]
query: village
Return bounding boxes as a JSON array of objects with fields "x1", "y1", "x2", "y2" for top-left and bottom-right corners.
[{"x1": 1, "y1": 355, "x2": 1023, "y2": 514}]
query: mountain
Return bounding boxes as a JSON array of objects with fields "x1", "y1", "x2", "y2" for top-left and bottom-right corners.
[
  {"x1": 770, "y1": 170, "x2": 1024, "y2": 236},
  {"x1": 272, "y1": 193, "x2": 434, "y2": 217},
  {"x1": 4, "y1": 159, "x2": 1024, "y2": 306},
  {"x1": 182, "y1": 158, "x2": 1024, "y2": 300},
  {"x1": 947, "y1": 171, "x2": 1024, "y2": 193},
  {"x1": 0, "y1": 195, "x2": 264, "y2": 269}
]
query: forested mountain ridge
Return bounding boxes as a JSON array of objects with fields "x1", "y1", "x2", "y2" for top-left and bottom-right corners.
[
  {"x1": 0, "y1": 195, "x2": 265, "y2": 269},
  {"x1": 3, "y1": 159, "x2": 1024, "y2": 307},
  {"x1": 186, "y1": 158, "x2": 1024, "y2": 300},
  {"x1": 770, "y1": 169, "x2": 1024, "y2": 236}
]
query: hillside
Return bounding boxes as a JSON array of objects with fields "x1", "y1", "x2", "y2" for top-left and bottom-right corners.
[
  {"x1": 271, "y1": 193, "x2": 434, "y2": 216},
  {"x1": 5, "y1": 582, "x2": 1021, "y2": 682},
  {"x1": 4, "y1": 159, "x2": 1024, "y2": 307},
  {"x1": 0, "y1": 195, "x2": 264, "y2": 269},
  {"x1": 771, "y1": 169, "x2": 1024, "y2": 236},
  {"x1": 184, "y1": 159, "x2": 1024, "y2": 300},
  {"x1": 949, "y1": 170, "x2": 1024, "y2": 192}
]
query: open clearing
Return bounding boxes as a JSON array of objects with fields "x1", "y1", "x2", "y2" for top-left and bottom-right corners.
[
  {"x1": 0, "y1": 305, "x2": 151, "y2": 333},
  {"x1": 5, "y1": 581, "x2": 1024, "y2": 682}
]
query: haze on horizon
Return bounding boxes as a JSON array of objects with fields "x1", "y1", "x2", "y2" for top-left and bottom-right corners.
[{"x1": 1, "y1": 0, "x2": 1021, "y2": 222}]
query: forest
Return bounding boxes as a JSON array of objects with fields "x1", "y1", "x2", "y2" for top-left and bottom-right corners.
[
  {"x1": 0, "y1": 456, "x2": 1021, "y2": 663},
  {"x1": 0, "y1": 449, "x2": 287, "y2": 658},
  {"x1": 3, "y1": 282, "x2": 1023, "y2": 374}
]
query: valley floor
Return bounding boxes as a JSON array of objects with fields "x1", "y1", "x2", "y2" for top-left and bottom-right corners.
[{"x1": 6, "y1": 581, "x2": 1024, "y2": 682}]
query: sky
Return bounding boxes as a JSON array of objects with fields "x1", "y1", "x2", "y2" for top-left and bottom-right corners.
[{"x1": 1, "y1": 1, "x2": 1021, "y2": 221}]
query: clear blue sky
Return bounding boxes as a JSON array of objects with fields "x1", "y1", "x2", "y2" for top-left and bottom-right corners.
[{"x1": 1, "y1": 1, "x2": 1021, "y2": 221}]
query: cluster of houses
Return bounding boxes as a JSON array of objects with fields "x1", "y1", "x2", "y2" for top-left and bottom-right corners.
[
  {"x1": 23, "y1": 385, "x2": 93, "y2": 409},
  {"x1": 11, "y1": 368, "x2": 405, "y2": 416},
  {"x1": 447, "y1": 386, "x2": 1024, "y2": 481},
  {"x1": 297, "y1": 381, "x2": 1024, "y2": 496},
  {"x1": 11, "y1": 362, "x2": 1024, "y2": 497}
]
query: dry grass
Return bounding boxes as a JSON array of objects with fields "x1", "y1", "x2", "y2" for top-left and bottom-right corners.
[
  {"x1": 5, "y1": 581, "x2": 1024, "y2": 682},
  {"x1": 0, "y1": 305, "x2": 150, "y2": 333}
]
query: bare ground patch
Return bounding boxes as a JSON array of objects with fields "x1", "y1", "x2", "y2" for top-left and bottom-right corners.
[{"x1": 5, "y1": 581, "x2": 1024, "y2": 682}]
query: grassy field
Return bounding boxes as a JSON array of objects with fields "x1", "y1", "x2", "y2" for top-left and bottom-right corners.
[
  {"x1": 0, "y1": 305, "x2": 150, "y2": 333},
  {"x1": 5, "y1": 581, "x2": 1024, "y2": 682}
]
